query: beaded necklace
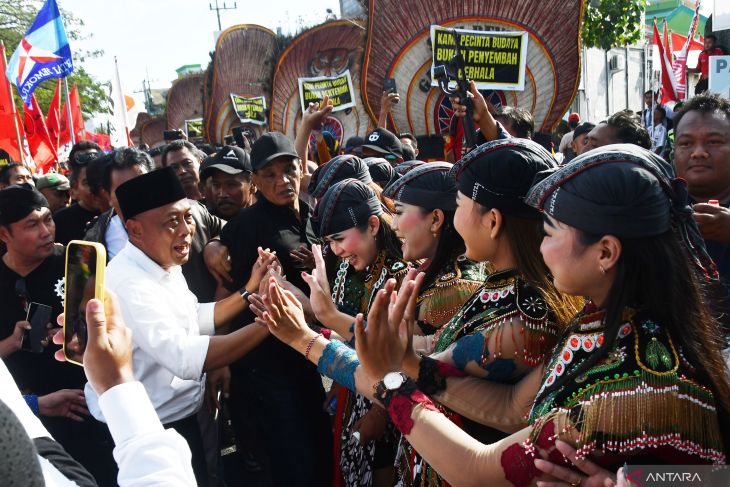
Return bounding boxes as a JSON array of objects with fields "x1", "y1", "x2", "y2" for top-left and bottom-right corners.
[{"x1": 432, "y1": 268, "x2": 558, "y2": 367}]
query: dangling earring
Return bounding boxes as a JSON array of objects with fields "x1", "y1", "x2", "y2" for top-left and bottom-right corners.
[{"x1": 599, "y1": 265, "x2": 607, "y2": 275}]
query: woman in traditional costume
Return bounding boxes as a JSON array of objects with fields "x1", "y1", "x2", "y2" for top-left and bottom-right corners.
[
  {"x1": 257, "y1": 140, "x2": 585, "y2": 486},
  {"x1": 303, "y1": 178, "x2": 407, "y2": 487},
  {"x1": 293, "y1": 144, "x2": 728, "y2": 486}
]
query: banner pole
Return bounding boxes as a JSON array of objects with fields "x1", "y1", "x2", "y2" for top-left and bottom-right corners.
[
  {"x1": 63, "y1": 77, "x2": 75, "y2": 145},
  {"x1": 1, "y1": 40, "x2": 26, "y2": 164}
]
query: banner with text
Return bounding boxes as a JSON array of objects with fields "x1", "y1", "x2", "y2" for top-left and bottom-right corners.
[
  {"x1": 230, "y1": 95, "x2": 267, "y2": 125},
  {"x1": 298, "y1": 70, "x2": 355, "y2": 114},
  {"x1": 184, "y1": 118, "x2": 203, "y2": 138},
  {"x1": 430, "y1": 26, "x2": 528, "y2": 91},
  {"x1": 709, "y1": 56, "x2": 730, "y2": 98}
]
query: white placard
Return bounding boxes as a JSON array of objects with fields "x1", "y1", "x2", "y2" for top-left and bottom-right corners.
[{"x1": 709, "y1": 55, "x2": 730, "y2": 97}]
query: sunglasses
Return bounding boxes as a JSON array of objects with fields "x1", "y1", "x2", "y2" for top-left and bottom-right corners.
[{"x1": 73, "y1": 152, "x2": 101, "y2": 165}]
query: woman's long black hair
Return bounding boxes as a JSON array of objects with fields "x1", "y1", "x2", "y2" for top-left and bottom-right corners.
[{"x1": 548, "y1": 228, "x2": 730, "y2": 415}]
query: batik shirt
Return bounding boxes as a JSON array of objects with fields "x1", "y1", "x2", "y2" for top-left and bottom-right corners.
[{"x1": 329, "y1": 250, "x2": 408, "y2": 487}]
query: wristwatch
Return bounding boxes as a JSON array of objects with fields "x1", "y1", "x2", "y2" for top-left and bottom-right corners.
[
  {"x1": 383, "y1": 372, "x2": 408, "y2": 390},
  {"x1": 374, "y1": 372, "x2": 411, "y2": 405},
  {"x1": 239, "y1": 288, "x2": 251, "y2": 302}
]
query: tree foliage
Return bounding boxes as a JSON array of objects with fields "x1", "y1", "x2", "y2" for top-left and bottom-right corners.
[
  {"x1": 582, "y1": 0, "x2": 648, "y2": 51},
  {"x1": 0, "y1": 0, "x2": 107, "y2": 118}
]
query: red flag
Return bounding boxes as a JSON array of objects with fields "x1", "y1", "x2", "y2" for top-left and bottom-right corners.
[
  {"x1": 662, "y1": 21, "x2": 672, "y2": 61},
  {"x1": 672, "y1": 0, "x2": 702, "y2": 100},
  {"x1": 88, "y1": 132, "x2": 111, "y2": 151},
  {"x1": 46, "y1": 79, "x2": 62, "y2": 150},
  {"x1": 0, "y1": 42, "x2": 23, "y2": 162},
  {"x1": 69, "y1": 84, "x2": 85, "y2": 141},
  {"x1": 23, "y1": 95, "x2": 57, "y2": 174},
  {"x1": 58, "y1": 96, "x2": 71, "y2": 147},
  {"x1": 653, "y1": 20, "x2": 678, "y2": 104},
  {"x1": 58, "y1": 83, "x2": 86, "y2": 146}
]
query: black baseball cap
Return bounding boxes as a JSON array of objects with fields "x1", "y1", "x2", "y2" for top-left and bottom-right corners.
[
  {"x1": 344, "y1": 136, "x2": 364, "y2": 154},
  {"x1": 250, "y1": 132, "x2": 299, "y2": 171},
  {"x1": 200, "y1": 145, "x2": 252, "y2": 180},
  {"x1": 362, "y1": 128, "x2": 403, "y2": 159}
]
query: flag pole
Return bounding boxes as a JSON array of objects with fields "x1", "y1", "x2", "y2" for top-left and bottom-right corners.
[
  {"x1": 1, "y1": 40, "x2": 26, "y2": 164},
  {"x1": 63, "y1": 76, "x2": 75, "y2": 145}
]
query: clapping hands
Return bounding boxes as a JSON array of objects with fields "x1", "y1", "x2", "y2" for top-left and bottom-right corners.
[{"x1": 354, "y1": 269, "x2": 424, "y2": 381}]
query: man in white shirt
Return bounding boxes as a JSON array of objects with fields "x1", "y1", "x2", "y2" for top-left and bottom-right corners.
[
  {"x1": 641, "y1": 90, "x2": 674, "y2": 130},
  {"x1": 85, "y1": 167, "x2": 272, "y2": 486}
]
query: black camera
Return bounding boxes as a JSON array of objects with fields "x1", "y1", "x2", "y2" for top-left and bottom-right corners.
[{"x1": 433, "y1": 29, "x2": 477, "y2": 149}]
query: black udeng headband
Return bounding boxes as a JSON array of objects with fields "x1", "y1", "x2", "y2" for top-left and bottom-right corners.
[{"x1": 312, "y1": 178, "x2": 383, "y2": 237}]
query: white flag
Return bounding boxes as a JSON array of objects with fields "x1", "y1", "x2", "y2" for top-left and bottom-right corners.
[{"x1": 109, "y1": 57, "x2": 131, "y2": 147}]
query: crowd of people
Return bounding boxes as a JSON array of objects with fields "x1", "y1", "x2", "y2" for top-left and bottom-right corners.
[{"x1": 0, "y1": 55, "x2": 730, "y2": 487}]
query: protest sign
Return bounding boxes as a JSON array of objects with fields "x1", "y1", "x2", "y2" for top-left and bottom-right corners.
[
  {"x1": 230, "y1": 94, "x2": 267, "y2": 125},
  {"x1": 184, "y1": 118, "x2": 203, "y2": 138},
  {"x1": 430, "y1": 26, "x2": 528, "y2": 91},
  {"x1": 709, "y1": 56, "x2": 730, "y2": 98},
  {"x1": 298, "y1": 70, "x2": 355, "y2": 114}
]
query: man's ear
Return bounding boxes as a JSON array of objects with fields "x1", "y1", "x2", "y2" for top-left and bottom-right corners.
[
  {"x1": 0, "y1": 225, "x2": 10, "y2": 244},
  {"x1": 125, "y1": 218, "x2": 142, "y2": 240}
]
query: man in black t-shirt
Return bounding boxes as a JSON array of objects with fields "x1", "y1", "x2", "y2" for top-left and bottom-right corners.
[
  {"x1": 54, "y1": 162, "x2": 102, "y2": 245},
  {"x1": 0, "y1": 184, "x2": 117, "y2": 486},
  {"x1": 206, "y1": 132, "x2": 332, "y2": 487}
]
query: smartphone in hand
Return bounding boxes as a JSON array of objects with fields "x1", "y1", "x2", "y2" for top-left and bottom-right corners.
[
  {"x1": 21, "y1": 302, "x2": 52, "y2": 353},
  {"x1": 384, "y1": 78, "x2": 397, "y2": 94},
  {"x1": 63, "y1": 241, "x2": 106, "y2": 366}
]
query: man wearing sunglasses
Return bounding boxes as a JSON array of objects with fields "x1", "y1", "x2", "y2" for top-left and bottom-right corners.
[{"x1": 0, "y1": 183, "x2": 117, "y2": 485}]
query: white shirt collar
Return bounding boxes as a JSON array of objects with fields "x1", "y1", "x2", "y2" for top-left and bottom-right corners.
[{"x1": 122, "y1": 241, "x2": 182, "y2": 283}]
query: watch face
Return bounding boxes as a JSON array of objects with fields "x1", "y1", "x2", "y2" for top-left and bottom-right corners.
[{"x1": 383, "y1": 372, "x2": 405, "y2": 390}]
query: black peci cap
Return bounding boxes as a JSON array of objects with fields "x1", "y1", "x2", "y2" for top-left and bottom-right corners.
[
  {"x1": 0, "y1": 184, "x2": 49, "y2": 225},
  {"x1": 115, "y1": 166, "x2": 187, "y2": 220}
]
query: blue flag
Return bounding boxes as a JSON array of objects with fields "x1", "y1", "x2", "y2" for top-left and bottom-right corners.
[{"x1": 5, "y1": 0, "x2": 73, "y2": 107}]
